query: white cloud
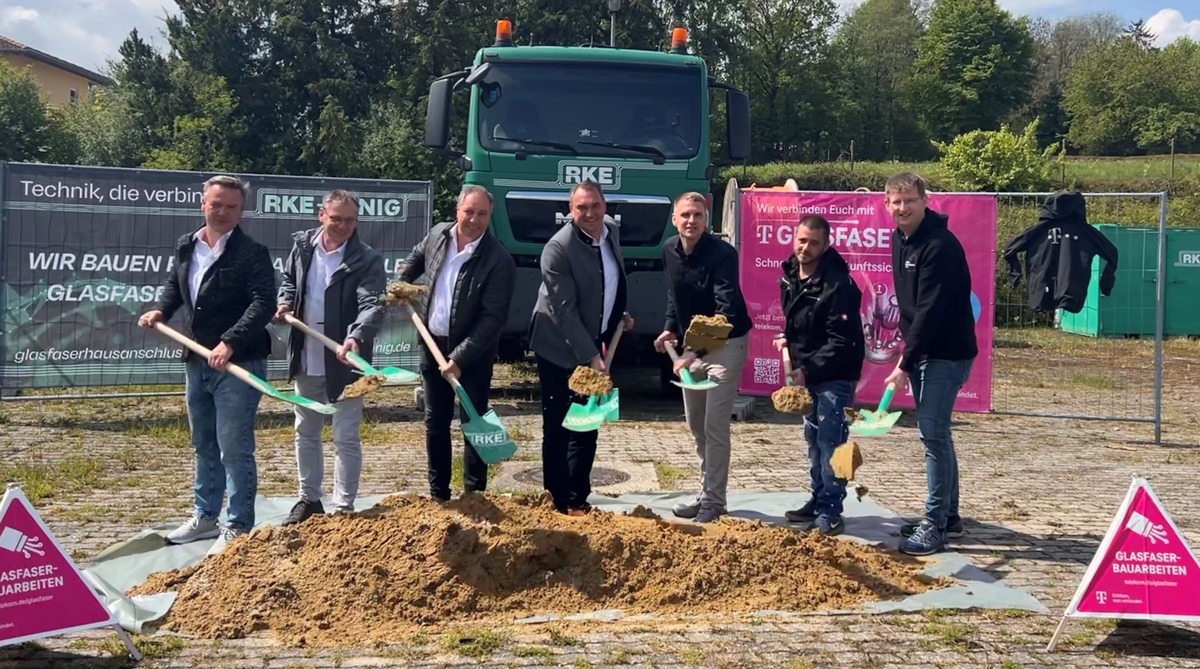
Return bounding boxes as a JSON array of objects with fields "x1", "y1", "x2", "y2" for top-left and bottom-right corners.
[
  {"x1": 0, "y1": 1, "x2": 177, "y2": 74},
  {"x1": 1146, "y1": 9, "x2": 1200, "y2": 46}
]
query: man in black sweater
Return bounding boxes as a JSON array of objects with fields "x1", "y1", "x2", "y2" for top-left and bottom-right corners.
[
  {"x1": 654, "y1": 192, "x2": 752, "y2": 523},
  {"x1": 883, "y1": 172, "x2": 978, "y2": 556},
  {"x1": 139, "y1": 175, "x2": 276, "y2": 556},
  {"x1": 773, "y1": 215, "x2": 865, "y2": 536}
]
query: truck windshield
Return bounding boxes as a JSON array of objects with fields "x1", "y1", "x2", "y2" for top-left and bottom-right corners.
[{"x1": 476, "y1": 61, "x2": 702, "y2": 160}]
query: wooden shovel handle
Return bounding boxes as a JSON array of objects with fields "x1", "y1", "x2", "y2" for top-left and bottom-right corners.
[
  {"x1": 604, "y1": 326, "x2": 624, "y2": 368},
  {"x1": 282, "y1": 313, "x2": 342, "y2": 353},
  {"x1": 153, "y1": 322, "x2": 259, "y2": 389},
  {"x1": 404, "y1": 305, "x2": 462, "y2": 391}
]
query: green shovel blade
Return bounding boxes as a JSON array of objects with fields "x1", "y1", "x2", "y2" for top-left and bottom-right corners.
[
  {"x1": 453, "y1": 385, "x2": 517, "y2": 463},
  {"x1": 248, "y1": 374, "x2": 338, "y2": 415},
  {"x1": 672, "y1": 367, "x2": 718, "y2": 390},
  {"x1": 563, "y1": 395, "x2": 605, "y2": 432},
  {"x1": 600, "y1": 388, "x2": 620, "y2": 423},
  {"x1": 345, "y1": 351, "x2": 419, "y2": 385},
  {"x1": 849, "y1": 384, "x2": 900, "y2": 436}
]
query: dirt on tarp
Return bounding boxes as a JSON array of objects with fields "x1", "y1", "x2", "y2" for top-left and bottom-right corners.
[{"x1": 130, "y1": 494, "x2": 945, "y2": 646}]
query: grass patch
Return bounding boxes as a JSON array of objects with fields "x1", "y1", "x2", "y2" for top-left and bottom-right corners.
[
  {"x1": 681, "y1": 648, "x2": 707, "y2": 665},
  {"x1": 98, "y1": 633, "x2": 186, "y2": 659},
  {"x1": 607, "y1": 649, "x2": 632, "y2": 664},
  {"x1": 917, "y1": 621, "x2": 974, "y2": 652},
  {"x1": 999, "y1": 660, "x2": 1023, "y2": 669},
  {"x1": 786, "y1": 660, "x2": 816, "y2": 669},
  {"x1": 547, "y1": 627, "x2": 579, "y2": 646},
  {"x1": 0, "y1": 455, "x2": 106, "y2": 504},
  {"x1": 439, "y1": 628, "x2": 509, "y2": 659},
  {"x1": 654, "y1": 462, "x2": 688, "y2": 489},
  {"x1": 1065, "y1": 373, "x2": 1119, "y2": 390},
  {"x1": 574, "y1": 660, "x2": 596, "y2": 669},
  {"x1": 125, "y1": 418, "x2": 191, "y2": 448},
  {"x1": 513, "y1": 645, "x2": 555, "y2": 662}
]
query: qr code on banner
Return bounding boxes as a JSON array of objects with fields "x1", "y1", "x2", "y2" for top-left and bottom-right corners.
[{"x1": 753, "y1": 357, "x2": 780, "y2": 385}]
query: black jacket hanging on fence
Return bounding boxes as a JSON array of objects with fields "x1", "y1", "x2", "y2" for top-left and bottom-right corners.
[{"x1": 1002, "y1": 191, "x2": 1119, "y2": 314}]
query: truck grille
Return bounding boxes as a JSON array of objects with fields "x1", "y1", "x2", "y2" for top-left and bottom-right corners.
[{"x1": 504, "y1": 193, "x2": 672, "y2": 247}]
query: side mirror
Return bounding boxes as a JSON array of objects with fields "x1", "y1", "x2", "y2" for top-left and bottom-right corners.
[
  {"x1": 424, "y1": 78, "x2": 454, "y2": 151},
  {"x1": 726, "y1": 89, "x2": 751, "y2": 163},
  {"x1": 464, "y1": 62, "x2": 492, "y2": 86}
]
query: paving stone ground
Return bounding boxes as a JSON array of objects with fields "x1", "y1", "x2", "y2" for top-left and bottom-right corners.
[{"x1": 3, "y1": 328, "x2": 1200, "y2": 668}]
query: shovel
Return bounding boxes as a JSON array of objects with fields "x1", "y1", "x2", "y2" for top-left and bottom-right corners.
[
  {"x1": 849, "y1": 382, "x2": 902, "y2": 437},
  {"x1": 663, "y1": 343, "x2": 718, "y2": 391},
  {"x1": 152, "y1": 322, "x2": 337, "y2": 415},
  {"x1": 404, "y1": 305, "x2": 517, "y2": 464},
  {"x1": 563, "y1": 328, "x2": 623, "y2": 432},
  {"x1": 771, "y1": 346, "x2": 812, "y2": 414},
  {"x1": 283, "y1": 314, "x2": 419, "y2": 385}
]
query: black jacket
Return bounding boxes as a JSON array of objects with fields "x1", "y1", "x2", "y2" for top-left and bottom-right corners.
[
  {"x1": 891, "y1": 208, "x2": 978, "y2": 373},
  {"x1": 662, "y1": 232, "x2": 753, "y2": 345},
  {"x1": 1003, "y1": 191, "x2": 1119, "y2": 314},
  {"x1": 780, "y1": 247, "x2": 865, "y2": 386},
  {"x1": 278, "y1": 228, "x2": 387, "y2": 401},
  {"x1": 396, "y1": 221, "x2": 516, "y2": 370},
  {"x1": 154, "y1": 225, "x2": 276, "y2": 363}
]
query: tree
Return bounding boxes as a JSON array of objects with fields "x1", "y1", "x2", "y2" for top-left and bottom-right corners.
[
  {"x1": 908, "y1": 0, "x2": 1036, "y2": 142},
  {"x1": 828, "y1": 0, "x2": 927, "y2": 160},
  {"x1": 0, "y1": 59, "x2": 59, "y2": 162},
  {"x1": 1122, "y1": 19, "x2": 1156, "y2": 49}
]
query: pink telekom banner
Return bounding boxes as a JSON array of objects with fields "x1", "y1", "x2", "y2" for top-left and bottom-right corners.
[{"x1": 735, "y1": 190, "x2": 996, "y2": 412}]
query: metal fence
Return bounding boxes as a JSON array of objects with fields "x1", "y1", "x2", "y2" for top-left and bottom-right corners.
[{"x1": 987, "y1": 191, "x2": 1168, "y2": 445}]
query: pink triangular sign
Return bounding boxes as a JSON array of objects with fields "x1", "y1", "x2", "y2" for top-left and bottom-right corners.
[
  {"x1": 0, "y1": 485, "x2": 117, "y2": 646},
  {"x1": 1065, "y1": 476, "x2": 1200, "y2": 621}
]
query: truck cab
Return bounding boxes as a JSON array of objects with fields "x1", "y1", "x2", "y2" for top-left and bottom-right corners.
[{"x1": 424, "y1": 20, "x2": 751, "y2": 375}]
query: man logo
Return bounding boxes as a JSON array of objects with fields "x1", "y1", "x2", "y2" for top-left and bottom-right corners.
[{"x1": 559, "y1": 162, "x2": 621, "y2": 189}]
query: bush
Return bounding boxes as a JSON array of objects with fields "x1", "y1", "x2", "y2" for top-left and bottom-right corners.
[{"x1": 934, "y1": 120, "x2": 1060, "y2": 192}]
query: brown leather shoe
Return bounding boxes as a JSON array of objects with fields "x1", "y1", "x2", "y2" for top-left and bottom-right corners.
[{"x1": 567, "y1": 507, "x2": 590, "y2": 517}]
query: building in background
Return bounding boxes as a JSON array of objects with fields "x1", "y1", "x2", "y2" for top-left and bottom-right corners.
[{"x1": 1, "y1": 35, "x2": 113, "y2": 106}]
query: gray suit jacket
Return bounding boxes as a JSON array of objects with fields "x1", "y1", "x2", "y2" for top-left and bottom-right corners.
[
  {"x1": 528, "y1": 219, "x2": 627, "y2": 370},
  {"x1": 278, "y1": 228, "x2": 387, "y2": 401}
]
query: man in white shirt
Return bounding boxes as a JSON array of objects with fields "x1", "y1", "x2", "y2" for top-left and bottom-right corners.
[
  {"x1": 138, "y1": 175, "x2": 276, "y2": 554},
  {"x1": 275, "y1": 190, "x2": 387, "y2": 525},
  {"x1": 395, "y1": 185, "x2": 516, "y2": 501}
]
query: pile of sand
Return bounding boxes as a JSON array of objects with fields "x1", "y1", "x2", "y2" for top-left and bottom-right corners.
[
  {"x1": 568, "y1": 366, "x2": 614, "y2": 396},
  {"x1": 130, "y1": 494, "x2": 944, "y2": 647},
  {"x1": 338, "y1": 373, "x2": 384, "y2": 400},
  {"x1": 382, "y1": 280, "x2": 426, "y2": 306},
  {"x1": 684, "y1": 314, "x2": 734, "y2": 354}
]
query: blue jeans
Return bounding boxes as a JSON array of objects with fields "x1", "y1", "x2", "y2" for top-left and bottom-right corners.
[
  {"x1": 803, "y1": 380, "x2": 856, "y2": 517},
  {"x1": 185, "y1": 357, "x2": 265, "y2": 530},
  {"x1": 910, "y1": 358, "x2": 975, "y2": 529}
]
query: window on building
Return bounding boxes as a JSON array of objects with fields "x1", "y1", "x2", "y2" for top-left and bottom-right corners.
[{"x1": 69, "y1": 88, "x2": 78, "y2": 103}]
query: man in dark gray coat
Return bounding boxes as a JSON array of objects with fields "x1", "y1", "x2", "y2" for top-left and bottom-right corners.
[
  {"x1": 275, "y1": 189, "x2": 387, "y2": 525},
  {"x1": 396, "y1": 185, "x2": 516, "y2": 501},
  {"x1": 528, "y1": 180, "x2": 632, "y2": 516}
]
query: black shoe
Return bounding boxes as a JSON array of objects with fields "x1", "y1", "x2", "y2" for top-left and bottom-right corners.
[
  {"x1": 282, "y1": 498, "x2": 324, "y2": 526},
  {"x1": 901, "y1": 516, "x2": 963, "y2": 538},
  {"x1": 785, "y1": 499, "x2": 819, "y2": 523}
]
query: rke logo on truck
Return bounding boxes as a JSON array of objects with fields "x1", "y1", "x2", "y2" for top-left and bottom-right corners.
[
  {"x1": 558, "y1": 162, "x2": 621, "y2": 189},
  {"x1": 1178, "y1": 251, "x2": 1200, "y2": 267}
]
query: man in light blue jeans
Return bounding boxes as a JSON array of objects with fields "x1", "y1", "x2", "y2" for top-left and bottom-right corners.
[
  {"x1": 883, "y1": 172, "x2": 979, "y2": 556},
  {"x1": 184, "y1": 358, "x2": 265, "y2": 536}
]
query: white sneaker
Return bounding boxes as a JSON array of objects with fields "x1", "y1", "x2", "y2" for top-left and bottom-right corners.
[
  {"x1": 205, "y1": 525, "x2": 247, "y2": 557},
  {"x1": 165, "y1": 516, "x2": 220, "y2": 544}
]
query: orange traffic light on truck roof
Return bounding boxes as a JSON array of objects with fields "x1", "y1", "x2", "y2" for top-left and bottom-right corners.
[
  {"x1": 670, "y1": 27, "x2": 688, "y2": 53},
  {"x1": 495, "y1": 19, "x2": 514, "y2": 47}
]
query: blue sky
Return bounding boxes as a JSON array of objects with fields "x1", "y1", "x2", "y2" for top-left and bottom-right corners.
[{"x1": 0, "y1": 1, "x2": 1197, "y2": 75}]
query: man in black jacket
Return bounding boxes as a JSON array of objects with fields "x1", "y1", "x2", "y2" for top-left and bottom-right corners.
[
  {"x1": 395, "y1": 185, "x2": 516, "y2": 502},
  {"x1": 1003, "y1": 190, "x2": 1119, "y2": 314},
  {"x1": 654, "y1": 192, "x2": 752, "y2": 523},
  {"x1": 771, "y1": 215, "x2": 865, "y2": 536},
  {"x1": 528, "y1": 181, "x2": 633, "y2": 516},
  {"x1": 138, "y1": 175, "x2": 276, "y2": 555},
  {"x1": 883, "y1": 172, "x2": 978, "y2": 556},
  {"x1": 275, "y1": 190, "x2": 387, "y2": 525}
]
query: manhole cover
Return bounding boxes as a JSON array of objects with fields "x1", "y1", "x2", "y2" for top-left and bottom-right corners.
[{"x1": 512, "y1": 466, "x2": 630, "y2": 487}]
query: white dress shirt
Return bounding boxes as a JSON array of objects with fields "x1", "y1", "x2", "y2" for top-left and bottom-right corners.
[
  {"x1": 301, "y1": 231, "x2": 346, "y2": 377},
  {"x1": 429, "y1": 227, "x2": 480, "y2": 337},
  {"x1": 582, "y1": 223, "x2": 620, "y2": 336},
  {"x1": 188, "y1": 227, "x2": 233, "y2": 306}
]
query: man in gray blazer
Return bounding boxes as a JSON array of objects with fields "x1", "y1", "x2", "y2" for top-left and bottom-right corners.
[
  {"x1": 274, "y1": 189, "x2": 387, "y2": 525},
  {"x1": 528, "y1": 181, "x2": 632, "y2": 516}
]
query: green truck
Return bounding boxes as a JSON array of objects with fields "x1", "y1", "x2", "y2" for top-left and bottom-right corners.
[{"x1": 424, "y1": 19, "x2": 750, "y2": 384}]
